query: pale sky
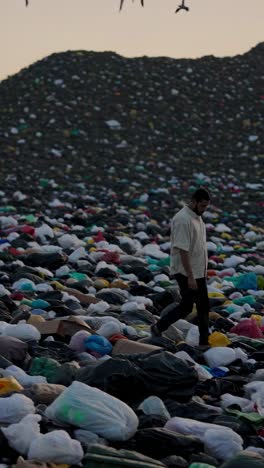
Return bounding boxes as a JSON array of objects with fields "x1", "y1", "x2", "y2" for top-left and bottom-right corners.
[{"x1": 1, "y1": 0, "x2": 264, "y2": 81}]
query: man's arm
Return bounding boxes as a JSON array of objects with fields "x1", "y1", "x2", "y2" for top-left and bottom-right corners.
[{"x1": 179, "y1": 249, "x2": 197, "y2": 289}]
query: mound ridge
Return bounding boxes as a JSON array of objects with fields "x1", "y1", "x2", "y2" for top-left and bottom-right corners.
[{"x1": 0, "y1": 44, "x2": 263, "y2": 215}]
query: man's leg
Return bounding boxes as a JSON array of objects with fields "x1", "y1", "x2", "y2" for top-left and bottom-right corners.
[
  {"x1": 154, "y1": 274, "x2": 195, "y2": 333},
  {"x1": 195, "y1": 277, "x2": 210, "y2": 345}
]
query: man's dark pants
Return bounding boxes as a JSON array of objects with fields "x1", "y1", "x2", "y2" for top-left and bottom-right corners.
[{"x1": 156, "y1": 273, "x2": 209, "y2": 345}]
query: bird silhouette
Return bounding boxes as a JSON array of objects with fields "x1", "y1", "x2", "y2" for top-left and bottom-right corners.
[
  {"x1": 175, "y1": 0, "x2": 189, "y2": 13},
  {"x1": 119, "y1": 0, "x2": 144, "y2": 12}
]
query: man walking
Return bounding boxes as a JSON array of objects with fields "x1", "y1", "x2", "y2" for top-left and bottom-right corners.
[{"x1": 151, "y1": 188, "x2": 210, "y2": 346}]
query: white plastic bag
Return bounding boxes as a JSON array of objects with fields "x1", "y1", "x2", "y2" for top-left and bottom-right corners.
[
  {"x1": 35, "y1": 224, "x2": 54, "y2": 243},
  {"x1": 244, "y1": 381, "x2": 264, "y2": 396},
  {"x1": 69, "y1": 330, "x2": 91, "y2": 353},
  {"x1": 164, "y1": 416, "x2": 232, "y2": 442},
  {"x1": 87, "y1": 301, "x2": 110, "y2": 314},
  {"x1": 97, "y1": 321, "x2": 123, "y2": 338},
  {"x1": 204, "y1": 427, "x2": 243, "y2": 461},
  {"x1": 12, "y1": 279, "x2": 36, "y2": 292},
  {"x1": 74, "y1": 429, "x2": 108, "y2": 448},
  {"x1": 28, "y1": 430, "x2": 83, "y2": 464},
  {"x1": 220, "y1": 393, "x2": 254, "y2": 412},
  {"x1": 139, "y1": 244, "x2": 168, "y2": 259},
  {"x1": 68, "y1": 247, "x2": 88, "y2": 263},
  {"x1": 204, "y1": 347, "x2": 236, "y2": 368},
  {"x1": 244, "y1": 381, "x2": 264, "y2": 415},
  {"x1": 174, "y1": 351, "x2": 212, "y2": 382},
  {"x1": 45, "y1": 381, "x2": 138, "y2": 441},
  {"x1": 58, "y1": 234, "x2": 84, "y2": 249},
  {"x1": 174, "y1": 319, "x2": 193, "y2": 337},
  {"x1": 138, "y1": 396, "x2": 171, "y2": 419},
  {"x1": 1, "y1": 414, "x2": 41, "y2": 455},
  {"x1": 185, "y1": 325, "x2": 200, "y2": 346},
  {"x1": 3, "y1": 323, "x2": 41, "y2": 342},
  {"x1": 223, "y1": 255, "x2": 246, "y2": 267},
  {"x1": 245, "y1": 446, "x2": 264, "y2": 456},
  {"x1": 0, "y1": 322, "x2": 9, "y2": 335},
  {"x1": 0, "y1": 394, "x2": 35, "y2": 424},
  {"x1": 1, "y1": 365, "x2": 47, "y2": 386},
  {"x1": 121, "y1": 301, "x2": 145, "y2": 312},
  {"x1": 234, "y1": 347, "x2": 248, "y2": 362},
  {"x1": 250, "y1": 369, "x2": 264, "y2": 382}
]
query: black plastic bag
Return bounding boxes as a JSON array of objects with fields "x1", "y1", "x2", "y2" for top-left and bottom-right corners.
[{"x1": 133, "y1": 427, "x2": 203, "y2": 460}]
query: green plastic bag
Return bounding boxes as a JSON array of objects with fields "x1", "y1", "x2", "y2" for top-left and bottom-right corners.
[
  {"x1": 29, "y1": 357, "x2": 61, "y2": 383},
  {"x1": 233, "y1": 295, "x2": 256, "y2": 305},
  {"x1": 221, "y1": 453, "x2": 264, "y2": 467},
  {"x1": 189, "y1": 464, "x2": 216, "y2": 468}
]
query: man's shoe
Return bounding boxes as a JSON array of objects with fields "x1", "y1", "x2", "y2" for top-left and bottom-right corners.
[{"x1": 150, "y1": 323, "x2": 162, "y2": 337}]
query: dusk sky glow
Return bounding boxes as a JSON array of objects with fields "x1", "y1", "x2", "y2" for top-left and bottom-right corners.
[{"x1": 1, "y1": 0, "x2": 264, "y2": 80}]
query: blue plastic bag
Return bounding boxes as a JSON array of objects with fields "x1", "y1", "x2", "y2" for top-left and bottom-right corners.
[{"x1": 84, "y1": 335, "x2": 112, "y2": 356}]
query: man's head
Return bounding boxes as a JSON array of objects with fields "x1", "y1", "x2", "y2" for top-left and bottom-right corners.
[{"x1": 189, "y1": 188, "x2": 210, "y2": 216}]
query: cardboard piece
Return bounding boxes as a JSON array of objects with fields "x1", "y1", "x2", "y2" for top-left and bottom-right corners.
[
  {"x1": 33, "y1": 316, "x2": 94, "y2": 337},
  {"x1": 112, "y1": 339, "x2": 161, "y2": 356}
]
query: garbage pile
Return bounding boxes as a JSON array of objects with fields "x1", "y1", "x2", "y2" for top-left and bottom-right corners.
[
  {"x1": 0, "y1": 44, "x2": 263, "y2": 467},
  {"x1": 0, "y1": 43, "x2": 264, "y2": 214}
]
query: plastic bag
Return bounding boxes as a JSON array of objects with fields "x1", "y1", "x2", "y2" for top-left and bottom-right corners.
[
  {"x1": 28, "y1": 430, "x2": 83, "y2": 464},
  {"x1": 0, "y1": 376, "x2": 23, "y2": 394},
  {"x1": 69, "y1": 330, "x2": 91, "y2": 353},
  {"x1": 74, "y1": 429, "x2": 108, "y2": 448},
  {"x1": 230, "y1": 318, "x2": 263, "y2": 339},
  {"x1": 0, "y1": 322, "x2": 9, "y2": 334},
  {"x1": 185, "y1": 325, "x2": 200, "y2": 346},
  {"x1": 234, "y1": 347, "x2": 248, "y2": 362},
  {"x1": 85, "y1": 443, "x2": 167, "y2": 468},
  {"x1": 0, "y1": 394, "x2": 35, "y2": 423},
  {"x1": 29, "y1": 357, "x2": 61, "y2": 383},
  {"x1": 138, "y1": 396, "x2": 171, "y2": 419},
  {"x1": 58, "y1": 233, "x2": 84, "y2": 249},
  {"x1": 3, "y1": 323, "x2": 41, "y2": 342},
  {"x1": 244, "y1": 381, "x2": 264, "y2": 415},
  {"x1": 77, "y1": 350, "x2": 198, "y2": 402},
  {"x1": 164, "y1": 416, "x2": 234, "y2": 442},
  {"x1": 84, "y1": 335, "x2": 113, "y2": 356},
  {"x1": 35, "y1": 224, "x2": 54, "y2": 243},
  {"x1": 1, "y1": 414, "x2": 41, "y2": 455},
  {"x1": 173, "y1": 319, "x2": 193, "y2": 336},
  {"x1": 220, "y1": 452, "x2": 264, "y2": 467},
  {"x1": 134, "y1": 426, "x2": 203, "y2": 460},
  {"x1": 174, "y1": 351, "x2": 212, "y2": 382},
  {"x1": 208, "y1": 331, "x2": 231, "y2": 347},
  {"x1": 235, "y1": 272, "x2": 258, "y2": 291},
  {"x1": 68, "y1": 246, "x2": 88, "y2": 262},
  {"x1": 189, "y1": 464, "x2": 216, "y2": 468},
  {"x1": 31, "y1": 383, "x2": 65, "y2": 405},
  {"x1": 97, "y1": 321, "x2": 123, "y2": 338},
  {"x1": 204, "y1": 427, "x2": 243, "y2": 461},
  {"x1": 250, "y1": 369, "x2": 264, "y2": 382},
  {"x1": 220, "y1": 393, "x2": 254, "y2": 412},
  {"x1": 45, "y1": 381, "x2": 138, "y2": 441},
  {"x1": 204, "y1": 347, "x2": 236, "y2": 368},
  {"x1": 1, "y1": 365, "x2": 47, "y2": 386}
]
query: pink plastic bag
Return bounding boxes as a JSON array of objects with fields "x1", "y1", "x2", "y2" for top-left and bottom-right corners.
[{"x1": 230, "y1": 318, "x2": 263, "y2": 339}]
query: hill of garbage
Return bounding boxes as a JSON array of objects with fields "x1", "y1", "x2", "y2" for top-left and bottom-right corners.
[
  {"x1": 0, "y1": 44, "x2": 263, "y2": 468},
  {"x1": 0, "y1": 43, "x2": 264, "y2": 219}
]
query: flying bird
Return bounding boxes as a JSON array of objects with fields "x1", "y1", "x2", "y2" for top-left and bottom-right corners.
[
  {"x1": 25, "y1": 1, "x2": 190, "y2": 13},
  {"x1": 119, "y1": 0, "x2": 144, "y2": 12},
  {"x1": 175, "y1": 0, "x2": 189, "y2": 13}
]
